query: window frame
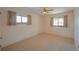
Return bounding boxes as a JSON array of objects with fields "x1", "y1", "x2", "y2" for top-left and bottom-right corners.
[
  {"x1": 50, "y1": 16, "x2": 67, "y2": 27},
  {"x1": 16, "y1": 15, "x2": 28, "y2": 24}
]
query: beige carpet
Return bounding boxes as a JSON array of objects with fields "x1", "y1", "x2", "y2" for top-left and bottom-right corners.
[{"x1": 2, "y1": 33, "x2": 76, "y2": 51}]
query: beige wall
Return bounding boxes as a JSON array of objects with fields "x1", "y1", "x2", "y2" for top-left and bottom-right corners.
[
  {"x1": 74, "y1": 8, "x2": 79, "y2": 50},
  {"x1": 0, "y1": 7, "x2": 74, "y2": 48},
  {"x1": 43, "y1": 11, "x2": 74, "y2": 38},
  {"x1": 0, "y1": 8, "x2": 2, "y2": 45},
  {"x1": 0, "y1": 13, "x2": 1, "y2": 37},
  {"x1": 0, "y1": 15, "x2": 1, "y2": 44},
  {"x1": 0, "y1": 7, "x2": 43, "y2": 47}
]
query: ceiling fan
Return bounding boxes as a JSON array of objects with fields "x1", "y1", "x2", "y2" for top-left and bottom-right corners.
[{"x1": 41, "y1": 8, "x2": 53, "y2": 14}]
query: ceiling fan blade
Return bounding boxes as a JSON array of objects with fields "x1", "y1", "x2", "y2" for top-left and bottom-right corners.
[{"x1": 48, "y1": 9, "x2": 53, "y2": 11}]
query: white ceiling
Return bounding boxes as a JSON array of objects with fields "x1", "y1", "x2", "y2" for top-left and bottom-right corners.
[{"x1": 23, "y1": 7, "x2": 74, "y2": 15}]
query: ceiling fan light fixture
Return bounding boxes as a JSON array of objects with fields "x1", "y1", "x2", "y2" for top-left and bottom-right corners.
[
  {"x1": 43, "y1": 12, "x2": 47, "y2": 14},
  {"x1": 43, "y1": 11, "x2": 48, "y2": 14},
  {"x1": 42, "y1": 8, "x2": 48, "y2": 14}
]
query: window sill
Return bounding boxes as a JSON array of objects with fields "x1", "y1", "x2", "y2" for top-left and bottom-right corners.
[
  {"x1": 51, "y1": 25, "x2": 67, "y2": 28},
  {"x1": 16, "y1": 23, "x2": 27, "y2": 24}
]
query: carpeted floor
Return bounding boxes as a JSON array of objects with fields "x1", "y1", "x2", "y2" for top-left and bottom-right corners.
[{"x1": 2, "y1": 33, "x2": 76, "y2": 51}]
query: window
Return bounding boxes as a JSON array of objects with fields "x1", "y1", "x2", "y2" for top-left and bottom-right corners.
[
  {"x1": 51, "y1": 15, "x2": 67, "y2": 27},
  {"x1": 22, "y1": 17, "x2": 28, "y2": 23},
  {"x1": 16, "y1": 16, "x2": 28, "y2": 24},
  {"x1": 8, "y1": 11, "x2": 31, "y2": 25},
  {"x1": 53, "y1": 17, "x2": 64, "y2": 26},
  {"x1": 16, "y1": 16, "x2": 21, "y2": 23}
]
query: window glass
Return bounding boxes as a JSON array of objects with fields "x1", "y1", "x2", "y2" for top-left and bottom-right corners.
[
  {"x1": 53, "y1": 18, "x2": 59, "y2": 26},
  {"x1": 22, "y1": 17, "x2": 28, "y2": 23},
  {"x1": 16, "y1": 16, "x2": 21, "y2": 23},
  {"x1": 58, "y1": 18, "x2": 64, "y2": 26},
  {"x1": 52, "y1": 17, "x2": 64, "y2": 27}
]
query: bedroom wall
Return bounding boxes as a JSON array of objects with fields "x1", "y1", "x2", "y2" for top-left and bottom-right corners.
[
  {"x1": 0, "y1": 7, "x2": 43, "y2": 47},
  {"x1": 0, "y1": 7, "x2": 75, "y2": 48},
  {"x1": 44, "y1": 11, "x2": 74, "y2": 38},
  {"x1": 74, "y1": 8, "x2": 79, "y2": 50},
  {"x1": 0, "y1": 8, "x2": 3, "y2": 46},
  {"x1": 0, "y1": 12, "x2": 1, "y2": 38}
]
